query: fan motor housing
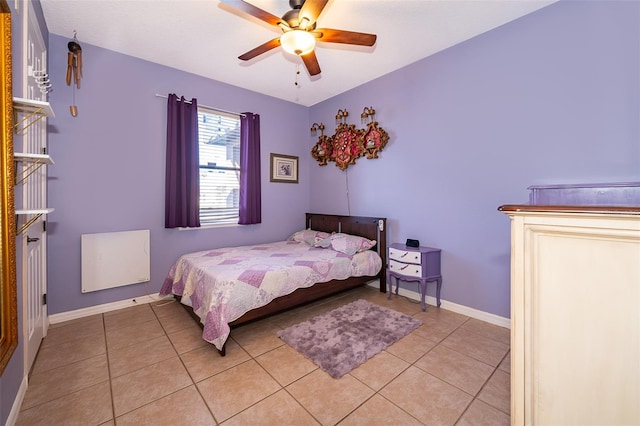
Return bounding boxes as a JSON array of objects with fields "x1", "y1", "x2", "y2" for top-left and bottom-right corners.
[
  {"x1": 282, "y1": 9, "x2": 301, "y2": 27},
  {"x1": 282, "y1": 7, "x2": 316, "y2": 30}
]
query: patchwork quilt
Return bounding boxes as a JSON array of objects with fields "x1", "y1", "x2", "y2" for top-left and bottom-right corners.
[{"x1": 160, "y1": 240, "x2": 382, "y2": 350}]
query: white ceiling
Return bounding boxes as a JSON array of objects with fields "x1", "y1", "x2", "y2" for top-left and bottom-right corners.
[{"x1": 40, "y1": 0, "x2": 557, "y2": 106}]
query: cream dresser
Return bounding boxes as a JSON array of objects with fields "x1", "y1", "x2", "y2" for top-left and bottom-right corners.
[{"x1": 500, "y1": 205, "x2": 640, "y2": 425}]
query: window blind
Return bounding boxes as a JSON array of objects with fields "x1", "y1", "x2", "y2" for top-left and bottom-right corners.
[{"x1": 198, "y1": 108, "x2": 241, "y2": 224}]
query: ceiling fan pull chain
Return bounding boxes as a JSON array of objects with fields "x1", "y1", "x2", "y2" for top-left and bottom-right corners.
[{"x1": 294, "y1": 63, "x2": 301, "y2": 87}]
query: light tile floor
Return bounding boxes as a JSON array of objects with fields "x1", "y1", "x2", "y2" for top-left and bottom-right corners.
[{"x1": 16, "y1": 285, "x2": 510, "y2": 425}]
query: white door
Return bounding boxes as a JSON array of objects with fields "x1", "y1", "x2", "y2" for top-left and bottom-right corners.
[{"x1": 21, "y1": 1, "x2": 49, "y2": 374}]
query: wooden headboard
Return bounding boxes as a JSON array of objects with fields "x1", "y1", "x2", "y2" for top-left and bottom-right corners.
[{"x1": 306, "y1": 213, "x2": 387, "y2": 292}]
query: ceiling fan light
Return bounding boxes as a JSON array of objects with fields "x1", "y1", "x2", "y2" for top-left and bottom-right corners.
[{"x1": 280, "y1": 30, "x2": 316, "y2": 56}]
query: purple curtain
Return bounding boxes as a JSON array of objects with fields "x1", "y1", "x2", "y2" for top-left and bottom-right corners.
[
  {"x1": 238, "y1": 112, "x2": 261, "y2": 224},
  {"x1": 165, "y1": 94, "x2": 200, "y2": 228}
]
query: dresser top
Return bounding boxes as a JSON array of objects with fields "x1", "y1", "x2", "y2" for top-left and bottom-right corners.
[
  {"x1": 498, "y1": 205, "x2": 640, "y2": 215},
  {"x1": 390, "y1": 242, "x2": 441, "y2": 252}
]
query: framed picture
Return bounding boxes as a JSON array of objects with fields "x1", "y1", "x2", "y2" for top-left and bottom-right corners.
[{"x1": 270, "y1": 153, "x2": 299, "y2": 183}]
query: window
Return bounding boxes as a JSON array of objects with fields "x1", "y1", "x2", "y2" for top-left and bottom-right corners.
[{"x1": 198, "y1": 107, "x2": 241, "y2": 225}]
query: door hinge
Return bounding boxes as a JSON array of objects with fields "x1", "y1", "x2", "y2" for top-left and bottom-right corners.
[
  {"x1": 42, "y1": 293, "x2": 47, "y2": 305},
  {"x1": 42, "y1": 220, "x2": 46, "y2": 232},
  {"x1": 42, "y1": 147, "x2": 47, "y2": 155}
]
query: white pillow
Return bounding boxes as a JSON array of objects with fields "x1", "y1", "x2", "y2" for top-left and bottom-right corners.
[
  {"x1": 319, "y1": 233, "x2": 376, "y2": 255},
  {"x1": 288, "y1": 229, "x2": 330, "y2": 246}
]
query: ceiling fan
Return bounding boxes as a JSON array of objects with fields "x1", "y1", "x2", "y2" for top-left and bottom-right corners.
[{"x1": 220, "y1": 0, "x2": 377, "y2": 76}]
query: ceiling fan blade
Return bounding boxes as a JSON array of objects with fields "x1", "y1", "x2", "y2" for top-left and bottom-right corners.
[
  {"x1": 238, "y1": 38, "x2": 281, "y2": 61},
  {"x1": 314, "y1": 28, "x2": 377, "y2": 46},
  {"x1": 220, "y1": 0, "x2": 284, "y2": 27},
  {"x1": 301, "y1": 50, "x2": 321, "y2": 76},
  {"x1": 298, "y1": 0, "x2": 328, "y2": 29}
]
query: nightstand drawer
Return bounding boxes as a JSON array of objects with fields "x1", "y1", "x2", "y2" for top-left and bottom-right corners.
[
  {"x1": 388, "y1": 259, "x2": 422, "y2": 278},
  {"x1": 389, "y1": 247, "x2": 421, "y2": 265}
]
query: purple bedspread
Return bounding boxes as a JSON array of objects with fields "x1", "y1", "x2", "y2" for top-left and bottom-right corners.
[{"x1": 160, "y1": 240, "x2": 382, "y2": 350}]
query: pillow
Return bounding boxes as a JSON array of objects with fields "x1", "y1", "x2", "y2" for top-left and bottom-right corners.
[
  {"x1": 323, "y1": 233, "x2": 376, "y2": 255},
  {"x1": 313, "y1": 236, "x2": 332, "y2": 249},
  {"x1": 288, "y1": 229, "x2": 330, "y2": 246}
]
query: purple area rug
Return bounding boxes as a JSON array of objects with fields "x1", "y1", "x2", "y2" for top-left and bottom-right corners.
[{"x1": 277, "y1": 299, "x2": 422, "y2": 378}]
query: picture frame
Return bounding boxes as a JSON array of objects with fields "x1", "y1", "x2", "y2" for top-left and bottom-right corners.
[
  {"x1": 270, "y1": 153, "x2": 299, "y2": 183},
  {"x1": 0, "y1": 0, "x2": 18, "y2": 376}
]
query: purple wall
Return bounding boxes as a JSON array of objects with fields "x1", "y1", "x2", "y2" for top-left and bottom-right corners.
[
  {"x1": 309, "y1": 0, "x2": 640, "y2": 318},
  {"x1": 45, "y1": 38, "x2": 311, "y2": 314}
]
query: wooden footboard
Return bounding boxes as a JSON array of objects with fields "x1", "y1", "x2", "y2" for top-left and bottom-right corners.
[{"x1": 177, "y1": 213, "x2": 387, "y2": 356}]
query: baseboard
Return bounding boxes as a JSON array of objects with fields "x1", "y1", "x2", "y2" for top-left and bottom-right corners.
[
  {"x1": 6, "y1": 374, "x2": 28, "y2": 426},
  {"x1": 50, "y1": 283, "x2": 510, "y2": 329},
  {"x1": 48, "y1": 293, "x2": 173, "y2": 325},
  {"x1": 367, "y1": 281, "x2": 511, "y2": 329}
]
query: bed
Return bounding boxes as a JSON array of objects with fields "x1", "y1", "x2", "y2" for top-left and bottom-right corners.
[{"x1": 160, "y1": 213, "x2": 387, "y2": 355}]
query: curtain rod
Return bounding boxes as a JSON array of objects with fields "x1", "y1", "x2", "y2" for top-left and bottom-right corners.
[{"x1": 155, "y1": 93, "x2": 246, "y2": 117}]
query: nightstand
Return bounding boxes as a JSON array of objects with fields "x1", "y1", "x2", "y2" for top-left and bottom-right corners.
[{"x1": 386, "y1": 243, "x2": 442, "y2": 311}]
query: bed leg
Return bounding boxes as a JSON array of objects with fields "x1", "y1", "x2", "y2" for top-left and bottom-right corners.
[
  {"x1": 380, "y1": 270, "x2": 387, "y2": 293},
  {"x1": 218, "y1": 344, "x2": 226, "y2": 357}
]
